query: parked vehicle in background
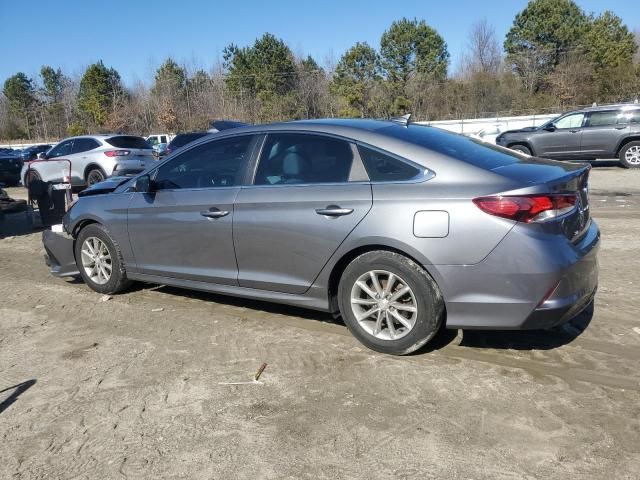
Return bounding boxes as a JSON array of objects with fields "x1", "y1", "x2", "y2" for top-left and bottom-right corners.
[
  {"x1": 496, "y1": 104, "x2": 640, "y2": 167},
  {"x1": 42, "y1": 118, "x2": 599, "y2": 355},
  {"x1": 20, "y1": 144, "x2": 53, "y2": 161},
  {"x1": 469, "y1": 124, "x2": 507, "y2": 144},
  {"x1": 165, "y1": 132, "x2": 209, "y2": 155},
  {"x1": 0, "y1": 149, "x2": 23, "y2": 186},
  {"x1": 208, "y1": 120, "x2": 249, "y2": 133},
  {"x1": 146, "y1": 134, "x2": 174, "y2": 148},
  {"x1": 21, "y1": 135, "x2": 155, "y2": 187},
  {"x1": 152, "y1": 142, "x2": 169, "y2": 158}
]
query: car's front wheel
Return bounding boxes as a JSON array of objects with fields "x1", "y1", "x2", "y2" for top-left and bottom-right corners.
[
  {"x1": 510, "y1": 144, "x2": 531, "y2": 155},
  {"x1": 619, "y1": 141, "x2": 640, "y2": 169},
  {"x1": 338, "y1": 251, "x2": 444, "y2": 355},
  {"x1": 75, "y1": 223, "x2": 131, "y2": 294}
]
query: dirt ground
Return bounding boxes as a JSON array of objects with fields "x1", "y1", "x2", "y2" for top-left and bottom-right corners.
[{"x1": 1, "y1": 163, "x2": 639, "y2": 479}]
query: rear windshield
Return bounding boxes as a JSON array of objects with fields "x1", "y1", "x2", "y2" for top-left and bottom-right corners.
[
  {"x1": 169, "y1": 132, "x2": 208, "y2": 149},
  {"x1": 381, "y1": 124, "x2": 521, "y2": 170},
  {"x1": 105, "y1": 136, "x2": 151, "y2": 149}
]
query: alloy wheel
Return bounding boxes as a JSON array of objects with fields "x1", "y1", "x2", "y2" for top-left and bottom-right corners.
[
  {"x1": 625, "y1": 146, "x2": 640, "y2": 166},
  {"x1": 80, "y1": 236, "x2": 112, "y2": 285},
  {"x1": 350, "y1": 270, "x2": 418, "y2": 341}
]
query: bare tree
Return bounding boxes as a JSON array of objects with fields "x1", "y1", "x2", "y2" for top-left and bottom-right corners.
[{"x1": 466, "y1": 19, "x2": 502, "y2": 76}]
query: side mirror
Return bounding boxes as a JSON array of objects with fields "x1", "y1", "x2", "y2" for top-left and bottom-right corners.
[
  {"x1": 37, "y1": 152, "x2": 47, "y2": 160},
  {"x1": 134, "y1": 174, "x2": 154, "y2": 193},
  {"x1": 543, "y1": 125, "x2": 556, "y2": 132}
]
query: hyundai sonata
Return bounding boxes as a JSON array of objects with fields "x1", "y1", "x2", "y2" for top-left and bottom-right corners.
[{"x1": 42, "y1": 119, "x2": 599, "y2": 355}]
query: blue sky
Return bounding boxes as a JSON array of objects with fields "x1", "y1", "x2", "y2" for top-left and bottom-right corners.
[{"x1": 0, "y1": 0, "x2": 637, "y2": 86}]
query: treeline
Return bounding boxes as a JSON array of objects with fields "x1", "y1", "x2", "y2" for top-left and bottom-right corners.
[{"x1": 1, "y1": 0, "x2": 639, "y2": 141}]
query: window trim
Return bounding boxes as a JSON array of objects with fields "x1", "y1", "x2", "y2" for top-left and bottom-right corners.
[
  {"x1": 355, "y1": 141, "x2": 434, "y2": 185},
  {"x1": 248, "y1": 131, "x2": 368, "y2": 187},
  {"x1": 553, "y1": 112, "x2": 587, "y2": 130},
  {"x1": 585, "y1": 110, "x2": 622, "y2": 128},
  {"x1": 148, "y1": 133, "x2": 260, "y2": 192}
]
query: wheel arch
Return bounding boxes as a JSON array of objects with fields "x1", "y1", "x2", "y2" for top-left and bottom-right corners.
[
  {"x1": 615, "y1": 136, "x2": 640, "y2": 157},
  {"x1": 506, "y1": 141, "x2": 534, "y2": 155},
  {"x1": 326, "y1": 243, "x2": 440, "y2": 314},
  {"x1": 83, "y1": 163, "x2": 107, "y2": 181}
]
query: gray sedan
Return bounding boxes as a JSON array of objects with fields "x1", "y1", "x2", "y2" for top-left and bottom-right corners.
[{"x1": 42, "y1": 119, "x2": 599, "y2": 355}]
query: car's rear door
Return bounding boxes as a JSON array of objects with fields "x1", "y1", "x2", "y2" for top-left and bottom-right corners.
[
  {"x1": 233, "y1": 132, "x2": 372, "y2": 294},
  {"x1": 127, "y1": 135, "x2": 258, "y2": 284},
  {"x1": 71, "y1": 137, "x2": 101, "y2": 182},
  {"x1": 581, "y1": 110, "x2": 624, "y2": 158}
]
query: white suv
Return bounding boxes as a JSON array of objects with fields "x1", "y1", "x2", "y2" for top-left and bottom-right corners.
[{"x1": 22, "y1": 134, "x2": 155, "y2": 187}]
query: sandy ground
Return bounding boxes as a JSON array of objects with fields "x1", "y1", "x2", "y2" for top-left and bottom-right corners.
[{"x1": 1, "y1": 163, "x2": 639, "y2": 479}]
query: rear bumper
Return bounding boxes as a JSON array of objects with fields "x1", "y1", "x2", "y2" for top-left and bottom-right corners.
[
  {"x1": 433, "y1": 219, "x2": 600, "y2": 330},
  {"x1": 42, "y1": 229, "x2": 79, "y2": 277}
]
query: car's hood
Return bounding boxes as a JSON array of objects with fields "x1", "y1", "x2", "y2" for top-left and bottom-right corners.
[
  {"x1": 501, "y1": 126, "x2": 539, "y2": 135},
  {"x1": 78, "y1": 176, "x2": 131, "y2": 197}
]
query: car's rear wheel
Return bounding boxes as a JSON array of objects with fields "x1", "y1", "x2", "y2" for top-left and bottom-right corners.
[
  {"x1": 510, "y1": 144, "x2": 531, "y2": 155},
  {"x1": 619, "y1": 141, "x2": 640, "y2": 169},
  {"x1": 338, "y1": 251, "x2": 444, "y2": 355},
  {"x1": 86, "y1": 168, "x2": 106, "y2": 186},
  {"x1": 75, "y1": 223, "x2": 131, "y2": 294}
]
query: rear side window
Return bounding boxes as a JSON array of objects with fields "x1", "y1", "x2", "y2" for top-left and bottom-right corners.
[
  {"x1": 588, "y1": 110, "x2": 620, "y2": 127},
  {"x1": 169, "y1": 133, "x2": 208, "y2": 149},
  {"x1": 618, "y1": 109, "x2": 640, "y2": 124},
  {"x1": 254, "y1": 133, "x2": 354, "y2": 185},
  {"x1": 358, "y1": 145, "x2": 420, "y2": 182},
  {"x1": 106, "y1": 136, "x2": 151, "y2": 149},
  {"x1": 380, "y1": 124, "x2": 522, "y2": 170},
  {"x1": 72, "y1": 138, "x2": 99, "y2": 154}
]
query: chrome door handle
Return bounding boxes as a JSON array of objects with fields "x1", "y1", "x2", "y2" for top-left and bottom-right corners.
[
  {"x1": 315, "y1": 206, "x2": 354, "y2": 217},
  {"x1": 570, "y1": 129, "x2": 580, "y2": 133},
  {"x1": 200, "y1": 208, "x2": 229, "y2": 219}
]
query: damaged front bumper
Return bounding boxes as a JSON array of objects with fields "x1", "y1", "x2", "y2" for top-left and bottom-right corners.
[{"x1": 42, "y1": 228, "x2": 79, "y2": 277}]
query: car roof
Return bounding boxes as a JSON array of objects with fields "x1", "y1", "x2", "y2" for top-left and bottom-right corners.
[{"x1": 574, "y1": 104, "x2": 640, "y2": 113}]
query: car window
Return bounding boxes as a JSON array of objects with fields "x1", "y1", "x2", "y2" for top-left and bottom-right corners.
[
  {"x1": 358, "y1": 145, "x2": 420, "y2": 182},
  {"x1": 617, "y1": 109, "x2": 640, "y2": 124},
  {"x1": 154, "y1": 135, "x2": 254, "y2": 190},
  {"x1": 147, "y1": 136, "x2": 158, "y2": 146},
  {"x1": 588, "y1": 110, "x2": 620, "y2": 127},
  {"x1": 48, "y1": 140, "x2": 74, "y2": 158},
  {"x1": 72, "y1": 138, "x2": 100, "y2": 154},
  {"x1": 254, "y1": 134, "x2": 354, "y2": 185},
  {"x1": 106, "y1": 136, "x2": 151, "y2": 149},
  {"x1": 161, "y1": 135, "x2": 167, "y2": 143},
  {"x1": 554, "y1": 113, "x2": 585, "y2": 129}
]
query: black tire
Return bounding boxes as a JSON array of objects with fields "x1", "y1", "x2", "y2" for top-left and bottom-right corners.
[
  {"x1": 510, "y1": 144, "x2": 531, "y2": 155},
  {"x1": 338, "y1": 251, "x2": 444, "y2": 355},
  {"x1": 86, "y1": 167, "x2": 106, "y2": 186},
  {"x1": 23, "y1": 169, "x2": 41, "y2": 188},
  {"x1": 618, "y1": 141, "x2": 640, "y2": 169},
  {"x1": 74, "y1": 223, "x2": 132, "y2": 295}
]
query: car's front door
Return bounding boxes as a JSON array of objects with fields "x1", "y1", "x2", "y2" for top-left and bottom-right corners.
[
  {"x1": 34, "y1": 139, "x2": 74, "y2": 182},
  {"x1": 234, "y1": 132, "x2": 372, "y2": 294},
  {"x1": 126, "y1": 135, "x2": 257, "y2": 284},
  {"x1": 534, "y1": 112, "x2": 585, "y2": 159},
  {"x1": 581, "y1": 109, "x2": 626, "y2": 158}
]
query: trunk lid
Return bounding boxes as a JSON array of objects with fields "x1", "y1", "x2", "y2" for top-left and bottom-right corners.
[{"x1": 492, "y1": 159, "x2": 591, "y2": 242}]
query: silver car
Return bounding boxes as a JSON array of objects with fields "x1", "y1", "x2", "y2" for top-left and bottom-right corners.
[
  {"x1": 21, "y1": 134, "x2": 155, "y2": 187},
  {"x1": 41, "y1": 119, "x2": 599, "y2": 355}
]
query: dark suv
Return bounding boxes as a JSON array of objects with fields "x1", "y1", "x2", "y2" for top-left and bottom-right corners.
[{"x1": 496, "y1": 104, "x2": 640, "y2": 168}]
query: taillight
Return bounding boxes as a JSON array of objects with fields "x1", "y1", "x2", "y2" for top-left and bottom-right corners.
[
  {"x1": 473, "y1": 194, "x2": 577, "y2": 223},
  {"x1": 104, "y1": 150, "x2": 130, "y2": 157}
]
